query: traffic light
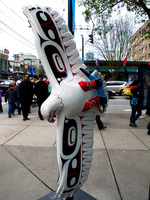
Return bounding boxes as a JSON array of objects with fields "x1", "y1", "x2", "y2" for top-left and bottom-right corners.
[{"x1": 89, "y1": 34, "x2": 93, "y2": 44}]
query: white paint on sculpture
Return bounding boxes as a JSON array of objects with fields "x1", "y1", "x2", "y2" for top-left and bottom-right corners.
[{"x1": 23, "y1": 5, "x2": 108, "y2": 199}]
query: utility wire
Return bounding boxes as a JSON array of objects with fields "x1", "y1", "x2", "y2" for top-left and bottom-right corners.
[
  {"x1": 0, "y1": 20, "x2": 35, "y2": 46},
  {"x1": 0, "y1": 0, "x2": 24, "y2": 22},
  {"x1": 0, "y1": 10, "x2": 15, "y2": 23},
  {"x1": 0, "y1": 28, "x2": 35, "y2": 49},
  {"x1": 57, "y1": 0, "x2": 66, "y2": 10}
]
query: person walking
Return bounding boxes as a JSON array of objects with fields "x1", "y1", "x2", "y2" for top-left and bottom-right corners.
[
  {"x1": 0, "y1": 87, "x2": 3, "y2": 113},
  {"x1": 95, "y1": 115, "x2": 106, "y2": 130},
  {"x1": 16, "y1": 80, "x2": 21, "y2": 115},
  {"x1": 19, "y1": 74, "x2": 33, "y2": 121},
  {"x1": 34, "y1": 76, "x2": 48, "y2": 120},
  {"x1": 129, "y1": 80, "x2": 144, "y2": 127},
  {"x1": 5, "y1": 84, "x2": 17, "y2": 118}
]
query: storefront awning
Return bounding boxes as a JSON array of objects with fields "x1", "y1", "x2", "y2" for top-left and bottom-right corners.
[
  {"x1": 119, "y1": 67, "x2": 138, "y2": 73},
  {"x1": 88, "y1": 66, "x2": 138, "y2": 73},
  {"x1": 88, "y1": 67, "x2": 110, "y2": 73},
  {"x1": 127, "y1": 68, "x2": 138, "y2": 73}
]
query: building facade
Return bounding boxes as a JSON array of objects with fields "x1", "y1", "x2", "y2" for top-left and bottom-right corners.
[
  {"x1": 129, "y1": 21, "x2": 150, "y2": 62},
  {"x1": 9, "y1": 53, "x2": 42, "y2": 78}
]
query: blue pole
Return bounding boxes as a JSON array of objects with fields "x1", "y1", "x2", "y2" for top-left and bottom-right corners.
[{"x1": 68, "y1": 0, "x2": 75, "y2": 36}]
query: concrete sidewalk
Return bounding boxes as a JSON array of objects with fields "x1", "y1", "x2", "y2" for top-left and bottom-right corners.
[{"x1": 0, "y1": 104, "x2": 150, "y2": 200}]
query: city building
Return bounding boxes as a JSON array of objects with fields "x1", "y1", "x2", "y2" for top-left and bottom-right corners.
[
  {"x1": 129, "y1": 21, "x2": 150, "y2": 62},
  {"x1": 8, "y1": 53, "x2": 42, "y2": 78},
  {"x1": 0, "y1": 49, "x2": 13, "y2": 79}
]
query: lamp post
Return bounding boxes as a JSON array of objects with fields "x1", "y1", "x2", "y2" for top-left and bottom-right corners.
[{"x1": 81, "y1": 35, "x2": 84, "y2": 63}]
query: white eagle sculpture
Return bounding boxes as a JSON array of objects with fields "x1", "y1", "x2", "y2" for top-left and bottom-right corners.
[{"x1": 23, "y1": 6, "x2": 108, "y2": 199}]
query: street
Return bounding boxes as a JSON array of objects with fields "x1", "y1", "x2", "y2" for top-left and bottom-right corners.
[{"x1": 108, "y1": 95, "x2": 130, "y2": 106}]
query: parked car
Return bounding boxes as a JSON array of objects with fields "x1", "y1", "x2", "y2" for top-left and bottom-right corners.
[
  {"x1": 0, "y1": 79, "x2": 13, "y2": 95},
  {"x1": 123, "y1": 81, "x2": 133, "y2": 96},
  {"x1": 107, "y1": 89, "x2": 116, "y2": 98},
  {"x1": 106, "y1": 81, "x2": 126, "y2": 96}
]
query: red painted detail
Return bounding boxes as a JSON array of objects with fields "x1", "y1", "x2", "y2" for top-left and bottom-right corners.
[
  {"x1": 70, "y1": 63, "x2": 75, "y2": 68},
  {"x1": 82, "y1": 133, "x2": 88, "y2": 137},
  {"x1": 78, "y1": 80, "x2": 97, "y2": 92},
  {"x1": 80, "y1": 116, "x2": 85, "y2": 120},
  {"x1": 82, "y1": 97, "x2": 97, "y2": 112},
  {"x1": 72, "y1": 62, "x2": 77, "y2": 67},
  {"x1": 58, "y1": 27, "x2": 63, "y2": 31},
  {"x1": 72, "y1": 72, "x2": 78, "y2": 76},
  {"x1": 61, "y1": 35, "x2": 67, "y2": 40},
  {"x1": 82, "y1": 124, "x2": 87, "y2": 129},
  {"x1": 67, "y1": 54, "x2": 73, "y2": 60},
  {"x1": 64, "y1": 45, "x2": 71, "y2": 50}
]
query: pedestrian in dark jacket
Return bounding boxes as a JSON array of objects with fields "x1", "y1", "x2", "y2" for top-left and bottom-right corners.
[
  {"x1": 0, "y1": 87, "x2": 3, "y2": 113},
  {"x1": 129, "y1": 80, "x2": 144, "y2": 127},
  {"x1": 16, "y1": 80, "x2": 21, "y2": 115},
  {"x1": 34, "y1": 76, "x2": 48, "y2": 120},
  {"x1": 19, "y1": 74, "x2": 33, "y2": 121},
  {"x1": 5, "y1": 84, "x2": 17, "y2": 118}
]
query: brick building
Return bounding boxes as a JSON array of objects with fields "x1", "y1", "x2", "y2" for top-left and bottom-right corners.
[{"x1": 129, "y1": 21, "x2": 150, "y2": 62}]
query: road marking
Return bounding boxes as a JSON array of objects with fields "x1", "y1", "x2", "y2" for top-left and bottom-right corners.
[{"x1": 123, "y1": 109, "x2": 131, "y2": 111}]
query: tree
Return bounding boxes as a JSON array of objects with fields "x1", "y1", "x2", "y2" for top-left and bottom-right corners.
[
  {"x1": 77, "y1": 0, "x2": 150, "y2": 79},
  {"x1": 77, "y1": 0, "x2": 150, "y2": 23},
  {"x1": 93, "y1": 16, "x2": 133, "y2": 80}
]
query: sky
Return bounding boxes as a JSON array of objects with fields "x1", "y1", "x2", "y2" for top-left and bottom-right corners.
[
  {"x1": 0, "y1": 0, "x2": 93, "y2": 60},
  {"x1": 0, "y1": 0, "x2": 143, "y2": 61}
]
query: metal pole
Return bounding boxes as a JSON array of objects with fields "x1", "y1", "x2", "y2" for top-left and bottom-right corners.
[
  {"x1": 68, "y1": 0, "x2": 75, "y2": 36},
  {"x1": 81, "y1": 35, "x2": 84, "y2": 63}
]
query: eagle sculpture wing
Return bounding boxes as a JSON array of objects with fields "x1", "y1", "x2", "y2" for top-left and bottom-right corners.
[{"x1": 23, "y1": 5, "x2": 108, "y2": 199}]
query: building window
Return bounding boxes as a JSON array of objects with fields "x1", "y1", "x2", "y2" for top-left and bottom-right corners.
[
  {"x1": 142, "y1": 39, "x2": 145, "y2": 45},
  {"x1": 135, "y1": 45, "x2": 137, "y2": 50},
  {"x1": 142, "y1": 47, "x2": 145, "y2": 53},
  {"x1": 142, "y1": 56, "x2": 144, "y2": 61}
]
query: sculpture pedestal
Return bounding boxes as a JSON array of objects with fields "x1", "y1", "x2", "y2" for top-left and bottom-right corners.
[{"x1": 38, "y1": 189, "x2": 96, "y2": 200}]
